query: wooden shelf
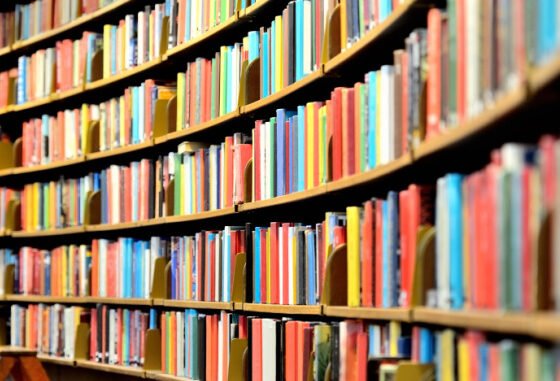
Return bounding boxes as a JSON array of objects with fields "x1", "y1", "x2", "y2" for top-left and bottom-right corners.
[
  {"x1": 5, "y1": 294, "x2": 88, "y2": 304},
  {"x1": 531, "y1": 313, "x2": 560, "y2": 341},
  {"x1": 2, "y1": 0, "x2": 143, "y2": 59},
  {"x1": 162, "y1": 299, "x2": 233, "y2": 311},
  {"x1": 87, "y1": 140, "x2": 154, "y2": 162},
  {"x1": 323, "y1": 306, "x2": 412, "y2": 322},
  {"x1": 243, "y1": 303, "x2": 322, "y2": 315},
  {"x1": 11, "y1": 157, "x2": 85, "y2": 175},
  {"x1": 413, "y1": 88, "x2": 528, "y2": 161},
  {"x1": 324, "y1": 0, "x2": 427, "y2": 74},
  {"x1": 413, "y1": 307, "x2": 535, "y2": 336},
  {"x1": 156, "y1": 110, "x2": 240, "y2": 145},
  {"x1": 238, "y1": 185, "x2": 328, "y2": 212},
  {"x1": 0, "y1": 346, "x2": 37, "y2": 355},
  {"x1": 12, "y1": 226, "x2": 85, "y2": 238},
  {"x1": 76, "y1": 360, "x2": 146, "y2": 377},
  {"x1": 528, "y1": 54, "x2": 560, "y2": 94},
  {"x1": 242, "y1": 70, "x2": 325, "y2": 115},
  {"x1": 85, "y1": 297, "x2": 153, "y2": 306},
  {"x1": 86, "y1": 221, "x2": 141, "y2": 233},
  {"x1": 146, "y1": 371, "x2": 189, "y2": 381},
  {"x1": 165, "y1": 207, "x2": 237, "y2": 224},
  {"x1": 37, "y1": 354, "x2": 75, "y2": 366}
]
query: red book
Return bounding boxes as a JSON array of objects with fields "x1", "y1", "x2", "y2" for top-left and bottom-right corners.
[
  {"x1": 375, "y1": 199, "x2": 384, "y2": 307},
  {"x1": 399, "y1": 190, "x2": 410, "y2": 307},
  {"x1": 342, "y1": 88, "x2": 355, "y2": 177},
  {"x1": 145, "y1": 80, "x2": 154, "y2": 139},
  {"x1": 189, "y1": 62, "x2": 197, "y2": 126},
  {"x1": 252, "y1": 319, "x2": 263, "y2": 381},
  {"x1": 426, "y1": 8, "x2": 442, "y2": 139},
  {"x1": 254, "y1": 121, "x2": 261, "y2": 201},
  {"x1": 483, "y1": 158, "x2": 500, "y2": 308},
  {"x1": 296, "y1": 321, "x2": 310, "y2": 381},
  {"x1": 331, "y1": 88, "x2": 343, "y2": 181},
  {"x1": 333, "y1": 226, "x2": 346, "y2": 248},
  {"x1": 411, "y1": 326, "x2": 420, "y2": 362},
  {"x1": 356, "y1": 331, "x2": 368, "y2": 381},
  {"x1": 90, "y1": 309, "x2": 97, "y2": 361},
  {"x1": 270, "y1": 222, "x2": 279, "y2": 304},
  {"x1": 0, "y1": 71, "x2": 8, "y2": 108},
  {"x1": 107, "y1": 244, "x2": 116, "y2": 297},
  {"x1": 91, "y1": 240, "x2": 98, "y2": 296},
  {"x1": 361, "y1": 200, "x2": 375, "y2": 307}
]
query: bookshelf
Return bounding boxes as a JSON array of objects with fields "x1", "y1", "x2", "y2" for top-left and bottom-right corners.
[{"x1": 1, "y1": 0, "x2": 559, "y2": 380}]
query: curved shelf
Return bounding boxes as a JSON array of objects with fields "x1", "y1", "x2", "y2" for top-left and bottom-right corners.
[
  {"x1": 0, "y1": 345, "x2": 37, "y2": 355},
  {"x1": 323, "y1": 306, "x2": 412, "y2": 322},
  {"x1": 146, "y1": 371, "x2": 189, "y2": 381},
  {"x1": 243, "y1": 303, "x2": 322, "y2": 316},
  {"x1": 162, "y1": 299, "x2": 233, "y2": 311},
  {"x1": 4, "y1": 294, "x2": 153, "y2": 306},
  {"x1": 37, "y1": 354, "x2": 75, "y2": 367},
  {"x1": 0, "y1": 0, "x2": 147, "y2": 60},
  {"x1": 75, "y1": 359, "x2": 145, "y2": 377}
]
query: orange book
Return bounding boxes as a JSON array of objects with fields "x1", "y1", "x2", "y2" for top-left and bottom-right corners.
[
  {"x1": 426, "y1": 8, "x2": 442, "y2": 138},
  {"x1": 161, "y1": 313, "x2": 166, "y2": 372},
  {"x1": 178, "y1": 0, "x2": 186, "y2": 45},
  {"x1": 354, "y1": 82, "x2": 362, "y2": 173},
  {"x1": 252, "y1": 319, "x2": 263, "y2": 381},
  {"x1": 356, "y1": 331, "x2": 368, "y2": 381},
  {"x1": 374, "y1": 199, "x2": 384, "y2": 307},
  {"x1": 170, "y1": 312, "x2": 177, "y2": 374}
]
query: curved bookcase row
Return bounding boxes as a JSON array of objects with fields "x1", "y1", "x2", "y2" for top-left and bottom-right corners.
[
  {"x1": 0, "y1": 0, "x2": 149, "y2": 60},
  {"x1": 0, "y1": 0, "x2": 298, "y2": 119},
  {"x1": 0, "y1": 86, "x2": 530, "y2": 241}
]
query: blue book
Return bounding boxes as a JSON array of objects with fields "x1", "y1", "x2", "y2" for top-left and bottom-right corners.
[
  {"x1": 17, "y1": 56, "x2": 26, "y2": 104},
  {"x1": 306, "y1": 229, "x2": 316, "y2": 304},
  {"x1": 271, "y1": 20, "x2": 276, "y2": 95},
  {"x1": 367, "y1": 71, "x2": 377, "y2": 169},
  {"x1": 297, "y1": 106, "x2": 305, "y2": 191},
  {"x1": 248, "y1": 31, "x2": 259, "y2": 62},
  {"x1": 419, "y1": 328, "x2": 434, "y2": 363},
  {"x1": 447, "y1": 173, "x2": 464, "y2": 309},
  {"x1": 538, "y1": 0, "x2": 556, "y2": 62},
  {"x1": 254, "y1": 227, "x2": 262, "y2": 303},
  {"x1": 295, "y1": 0, "x2": 304, "y2": 81},
  {"x1": 388, "y1": 191, "x2": 399, "y2": 307},
  {"x1": 111, "y1": 27, "x2": 117, "y2": 75},
  {"x1": 44, "y1": 252, "x2": 51, "y2": 295},
  {"x1": 381, "y1": 200, "x2": 389, "y2": 307},
  {"x1": 479, "y1": 342, "x2": 489, "y2": 381},
  {"x1": 185, "y1": 0, "x2": 191, "y2": 42},
  {"x1": 171, "y1": 239, "x2": 178, "y2": 299},
  {"x1": 380, "y1": 0, "x2": 392, "y2": 21},
  {"x1": 262, "y1": 31, "x2": 269, "y2": 98}
]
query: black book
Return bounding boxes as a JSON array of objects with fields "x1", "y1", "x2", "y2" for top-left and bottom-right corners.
[{"x1": 331, "y1": 322, "x2": 339, "y2": 381}]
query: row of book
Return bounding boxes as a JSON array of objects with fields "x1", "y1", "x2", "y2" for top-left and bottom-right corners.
[
  {"x1": 10, "y1": 304, "x2": 83, "y2": 358},
  {"x1": 20, "y1": 79, "x2": 176, "y2": 167},
  {"x1": 0, "y1": 0, "x2": 115, "y2": 50},
  {"x1": 0, "y1": 188, "x2": 18, "y2": 232},
  {"x1": 9, "y1": 135, "x2": 560, "y2": 312}
]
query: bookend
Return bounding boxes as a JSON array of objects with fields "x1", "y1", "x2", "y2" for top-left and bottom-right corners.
[
  {"x1": 394, "y1": 362, "x2": 434, "y2": 381},
  {"x1": 84, "y1": 190, "x2": 101, "y2": 226},
  {"x1": 238, "y1": 58, "x2": 261, "y2": 107},
  {"x1": 4, "y1": 264, "x2": 14, "y2": 295},
  {"x1": 0, "y1": 318, "x2": 7, "y2": 346},
  {"x1": 84, "y1": 121, "x2": 100, "y2": 155},
  {"x1": 0, "y1": 140, "x2": 14, "y2": 169},
  {"x1": 12, "y1": 138, "x2": 22, "y2": 168},
  {"x1": 320, "y1": 244, "x2": 348, "y2": 306},
  {"x1": 307, "y1": 352, "x2": 315, "y2": 381},
  {"x1": 153, "y1": 96, "x2": 177, "y2": 139},
  {"x1": 227, "y1": 338, "x2": 248, "y2": 381},
  {"x1": 321, "y1": 4, "x2": 341, "y2": 64},
  {"x1": 89, "y1": 49, "x2": 103, "y2": 82},
  {"x1": 243, "y1": 159, "x2": 253, "y2": 204},
  {"x1": 410, "y1": 226, "x2": 436, "y2": 307},
  {"x1": 536, "y1": 211, "x2": 552, "y2": 310},
  {"x1": 143, "y1": 329, "x2": 162, "y2": 371},
  {"x1": 159, "y1": 17, "x2": 169, "y2": 57},
  {"x1": 150, "y1": 257, "x2": 170, "y2": 299},
  {"x1": 74, "y1": 322, "x2": 90, "y2": 360},
  {"x1": 232, "y1": 253, "x2": 246, "y2": 303},
  {"x1": 5, "y1": 199, "x2": 22, "y2": 234}
]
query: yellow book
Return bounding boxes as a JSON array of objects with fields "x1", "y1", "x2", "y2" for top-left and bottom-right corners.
[
  {"x1": 266, "y1": 229, "x2": 271, "y2": 303},
  {"x1": 306, "y1": 103, "x2": 314, "y2": 189},
  {"x1": 457, "y1": 337, "x2": 470, "y2": 381},
  {"x1": 340, "y1": 0, "x2": 347, "y2": 50},
  {"x1": 440, "y1": 329, "x2": 455, "y2": 381},
  {"x1": 318, "y1": 105, "x2": 327, "y2": 184},
  {"x1": 176, "y1": 73, "x2": 185, "y2": 131},
  {"x1": 346, "y1": 206, "x2": 360, "y2": 307},
  {"x1": 191, "y1": 158, "x2": 196, "y2": 213},
  {"x1": 523, "y1": 343, "x2": 541, "y2": 381},
  {"x1": 242, "y1": 36, "x2": 249, "y2": 57},
  {"x1": 275, "y1": 15, "x2": 283, "y2": 91},
  {"x1": 389, "y1": 321, "x2": 401, "y2": 357},
  {"x1": 32, "y1": 182, "x2": 39, "y2": 231},
  {"x1": 209, "y1": 0, "x2": 215, "y2": 28},
  {"x1": 81, "y1": 104, "x2": 89, "y2": 156},
  {"x1": 149, "y1": 15, "x2": 154, "y2": 59},
  {"x1": 103, "y1": 25, "x2": 111, "y2": 78},
  {"x1": 44, "y1": 184, "x2": 49, "y2": 230},
  {"x1": 119, "y1": 95, "x2": 125, "y2": 146}
]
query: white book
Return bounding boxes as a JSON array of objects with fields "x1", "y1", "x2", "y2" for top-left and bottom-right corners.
[
  {"x1": 260, "y1": 122, "x2": 266, "y2": 200},
  {"x1": 137, "y1": 12, "x2": 145, "y2": 65},
  {"x1": 177, "y1": 313, "x2": 185, "y2": 376},
  {"x1": 279, "y1": 225, "x2": 284, "y2": 303},
  {"x1": 125, "y1": 15, "x2": 133, "y2": 69},
  {"x1": 261, "y1": 319, "x2": 277, "y2": 381},
  {"x1": 288, "y1": 227, "x2": 294, "y2": 305},
  {"x1": 436, "y1": 177, "x2": 450, "y2": 309},
  {"x1": 379, "y1": 66, "x2": 391, "y2": 165},
  {"x1": 467, "y1": 0, "x2": 480, "y2": 118},
  {"x1": 215, "y1": 232, "x2": 221, "y2": 301},
  {"x1": 303, "y1": 0, "x2": 312, "y2": 75}
]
